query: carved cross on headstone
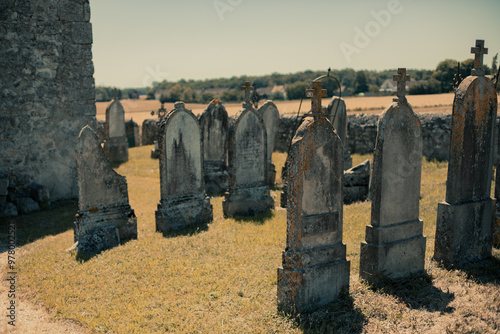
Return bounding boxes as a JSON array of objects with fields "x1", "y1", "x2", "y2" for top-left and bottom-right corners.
[
  {"x1": 471, "y1": 39, "x2": 488, "y2": 76},
  {"x1": 241, "y1": 81, "x2": 253, "y2": 106},
  {"x1": 393, "y1": 68, "x2": 410, "y2": 103},
  {"x1": 306, "y1": 81, "x2": 327, "y2": 119}
]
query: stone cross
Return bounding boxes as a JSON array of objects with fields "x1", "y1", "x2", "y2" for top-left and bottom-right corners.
[
  {"x1": 471, "y1": 39, "x2": 488, "y2": 76},
  {"x1": 241, "y1": 81, "x2": 253, "y2": 106},
  {"x1": 393, "y1": 68, "x2": 410, "y2": 102},
  {"x1": 306, "y1": 81, "x2": 327, "y2": 118}
]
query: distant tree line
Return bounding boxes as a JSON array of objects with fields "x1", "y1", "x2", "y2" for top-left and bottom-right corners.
[
  {"x1": 95, "y1": 87, "x2": 147, "y2": 102},
  {"x1": 96, "y1": 55, "x2": 498, "y2": 103}
]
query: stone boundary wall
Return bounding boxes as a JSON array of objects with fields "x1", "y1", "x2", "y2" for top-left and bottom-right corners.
[
  {"x1": 0, "y1": 0, "x2": 96, "y2": 200},
  {"x1": 275, "y1": 113, "x2": 455, "y2": 161},
  {"x1": 142, "y1": 113, "x2": 499, "y2": 162}
]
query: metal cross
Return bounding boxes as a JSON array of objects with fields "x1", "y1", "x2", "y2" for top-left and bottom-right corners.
[
  {"x1": 241, "y1": 81, "x2": 253, "y2": 106},
  {"x1": 150, "y1": 102, "x2": 167, "y2": 119},
  {"x1": 306, "y1": 81, "x2": 327, "y2": 118},
  {"x1": 113, "y1": 88, "x2": 118, "y2": 100},
  {"x1": 471, "y1": 39, "x2": 488, "y2": 76},
  {"x1": 393, "y1": 68, "x2": 410, "y2": 102}
]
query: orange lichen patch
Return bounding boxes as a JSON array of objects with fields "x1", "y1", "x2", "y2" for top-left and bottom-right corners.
[{"x1": 88, "y1": 207, "x2": 99, "y2": 213}]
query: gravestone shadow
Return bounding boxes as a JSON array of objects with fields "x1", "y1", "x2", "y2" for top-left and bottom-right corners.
[
  {"x1": 435, "y1": 256, "x2": 500, "y2": 286},
  {"x1": 74, "y1": 238, "x2": 135, "y2": 262},
  {"x1": 367, "y1": 273, "x2": 455, "y2": 313},
  {"x1": 0, "y1": 199, "x2": 78, "y2": 249},
  {"x1": 282, "y1": 289, "x2": 367, "y2": 334},
  {"x1": 159, "y1": 223, "x2": 209, "y2": 238},
  {"x1": 232, "y1": 209, "x2": 275, "y2": 225}
]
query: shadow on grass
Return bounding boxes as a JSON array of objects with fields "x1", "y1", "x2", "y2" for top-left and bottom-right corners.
[
  {"x1": 282, "y1": 290, "x2": 367, "y2": 334},
  {"x1": 232, "y1": 209, "x2": 275, "y2": 225},
  {"x1": 74, "y1": 238, "x2": 136, "y2": 262},
  {"x1": 435, "y1": 255, "x2": 500, "y2": 286},
  {"x1": 160, "y1": 223, "x2": 209, "y2": 238},
  {"x1": 369, "y1": 273, "x2": 455, "y2": 313},
  {"x1": 0, "y1": 200, "x2": 78, "y2": 249}
]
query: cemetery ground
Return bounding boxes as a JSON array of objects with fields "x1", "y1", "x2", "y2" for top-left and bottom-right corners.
[{"x1": 1, "y1": 147, "x2": 499, "y2": 333}]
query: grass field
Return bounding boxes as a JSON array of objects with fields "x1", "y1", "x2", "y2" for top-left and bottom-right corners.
[
  {"x1": 95, "y1": 93, "x2": 460, "y2": 126},
  {"x1": 2, "y1": 147, "x2": 500, "y2": 333}
]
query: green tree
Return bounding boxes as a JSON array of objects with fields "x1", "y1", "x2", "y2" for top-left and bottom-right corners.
[
  {"x1": 409, "y1": 79, "x2": 441, "y2": 95},
  {"x1": 167, "y1": 84, "x2": 183, "y2": 102},
  {"x1": 354, "y1": 71, "x2": 368, "y2": 94},
  {"x1": 432, "y1": 59, "x2": 457, "y2": 93},
  {"x1": 200, "y1": 91, "x2": 215, "y2": 104},
  {"x1": 285, "y1": 81, "x2": 309, "y2": 100}
]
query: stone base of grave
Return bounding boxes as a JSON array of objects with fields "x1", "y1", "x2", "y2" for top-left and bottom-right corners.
[
  {"x1": 344, "y1": 150, "x2": 352, "y2": 170},
  {"x1": 77, "y1": 225, "x2": 121, "y2": 256},
  {"x1": 104, "y1": 137, "x2": 129, "y2": 163},
  {"x1": 155, "y1": 194, "x2": 213, "y2": 233},
  {"x1": 267, "y1": 163, "x2": 277, "y2": 186},
  {"x1": 434, "y1": 199, "x2": 494, "y2": 265},
  {"x1": 204, "y1": 162, "x2": 229, "y2": 196},
  {"x1": 222, "y1": 185, "x2": 274, "y2": 217},
  {"x1": 359, "y1": 219, "x2": 426, "y2": 283},
  {"x1": 277, "y1": 244, "x2": 350, "y2": 314},
  {"x1": 74, "y1": 203, "x2": 137, "y2": 243}
]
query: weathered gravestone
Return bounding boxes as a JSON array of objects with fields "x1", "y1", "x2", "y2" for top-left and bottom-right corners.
[
  {"x1": 327, "y1": 96, "x2": 352, "y2": 170},
  {"x1": 223, "y1": 82, "x2": 274, "y2": 217},
  {"x1": 103, "y1": 90, "x2": 129, "y2": 163},
  {"x1": 155, "y1": 102, "x2": 213, "y2": 233},
  {"x1": 150, "y1": 102, "x2": 168, "y2": 159},
  {"x1": 359, "y1": 68, "x2": 426, "y2": 282},
  {"x1": 125, "y1": 119, "x2": 141, "y2": 148},
  {"x1": 258, "y1": 101, "x2": 281, "y2": 185},
  {"x1": 434, "y1": 40, "x2": 497, "y2": 265},
  {"x1": 277, "y1": 81, "x2": 349, "y2": 313},
  {"x1": 74, "y1": 125, "x2": 137, "y2": 255},
  {"x1": 199, "y1": 99, "x2": 229, "y2": 195}
]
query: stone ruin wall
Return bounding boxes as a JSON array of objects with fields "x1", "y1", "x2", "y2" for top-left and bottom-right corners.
[{"x1": 0, "y1": 0, "x2": 96, "y2": 200}]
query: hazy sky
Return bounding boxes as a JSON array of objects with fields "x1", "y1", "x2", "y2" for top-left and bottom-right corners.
[{"x1": 90, "y1": 0, "x2": 500, "y2": 88}]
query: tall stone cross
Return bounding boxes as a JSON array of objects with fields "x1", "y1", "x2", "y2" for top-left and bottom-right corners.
[
  {"x1": 471, "y1": 39, "x2": 488, "y2": 76},
  {"x1": 306, "y1": 81, "x2": 327, "y2": 119},
  {"x1": 393, "y1": 68, "x2": 410, "y2": 103},
  {"x1": 241, "y1": 81, "x2": 253, "y2": 106}
]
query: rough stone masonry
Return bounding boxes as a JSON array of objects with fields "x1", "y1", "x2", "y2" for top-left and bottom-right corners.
[
  {"x1": 434, "y1": 40, "x2": 497, "y2": 265},
  {"x1": 0, "y1": 0, "x2": 96, "y2": 200}
]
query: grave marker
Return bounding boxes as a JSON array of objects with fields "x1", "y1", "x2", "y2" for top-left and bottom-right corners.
[
  {"x1": 277, "y1": 81, "x2": 349, "y2": 313},
  {"x1": 222, "y1": 82, "x2": 274, "y2": 217},
  {"x1": 74, "y1": 125, "x2": 137, "y2": 255},
  {"x1": 359, "y1": 68, "x2": 426, "y2": 282},
  {"x1": 155, "y1": 102, "x2": 213, "y2": 232},
  {"x1": 327, "y1": 96, "x2": 352, "y2": 169},
  {"x1": 434, "y1": 40, "x2": 497, "y2": 265},
  {"x1": 258, "y1": 101, "x2": 280, "y2": 185},
  {"x1": 103, "y1": 89, "x2": 129, "y2": 163}
]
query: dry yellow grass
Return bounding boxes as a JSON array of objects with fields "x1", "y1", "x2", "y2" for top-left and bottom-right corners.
[{"x1": 3, "y1": 147, "x2": 499, "y2": 333}]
